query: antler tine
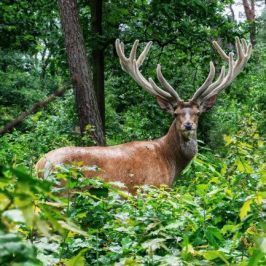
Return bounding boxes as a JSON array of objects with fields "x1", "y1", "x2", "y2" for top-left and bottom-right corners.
[
  {"x1": 247, "y1": 42, "x2": 252, "y2": 59},
  {"x1": 115, "y1": 39, "x2": 182, "y2": 102},
  {"x1": 116, "y1": 39, "x2": 154, "y2": 94},
  {"x1": 131, "y1": 61, "x2": 167, "y2": 98},
  {"x1": 156, "y1": 64, "x2": 181, "y2": 101},
  {"x1": 212, "y1": 41, "x2": 229, "y2": 61},
  {"x1": 236, "y1": 37, "x2": 244, "y2": 61},
  {"x1": 243, "y1": 38, "x2": 252, "y2": 61},
  {"x1": 241, "y1": 38, "x2": 248, "y2": 54},
  {"x1": 137, "y1": 41, "x2": 152, "y2": 67},
  {"x1": 192, "y1": 37, "x2": 252, "y2": 103},
  {"x1": 115, "y1": 39, "x2": 127, "y2": 70},
  {"x1": 200, "y1": 66, "x2": 225, "y2": 99},
  {"x1": 191, "y1": 61, "x2": 215, "y2": 101},
  {"x1": 129, "y1": 40, "x2": 139, "y2": 62},
  {"x1": 148, "y1": 77, "x2": 174, "y2": 99},
  {"x1": 203, "y1": 39, "x2": 251, "y2": 100},
  {"x1": 120, "y1": 41, "x2": 125, "y2": 55}
]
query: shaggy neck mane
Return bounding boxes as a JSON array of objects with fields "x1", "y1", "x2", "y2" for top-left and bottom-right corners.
[{"x1": 158, "y1": 120, "x2": 198, "y2": 179}]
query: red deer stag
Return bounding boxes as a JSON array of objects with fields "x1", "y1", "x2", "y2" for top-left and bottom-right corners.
[{"x1": 36, "y1": 37, "x2": 252, "y2": 193}]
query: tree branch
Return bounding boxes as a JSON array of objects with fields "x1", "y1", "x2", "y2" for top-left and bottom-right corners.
[{"x1": 0, "y1": 86, "x2": 69, "y2": 136}]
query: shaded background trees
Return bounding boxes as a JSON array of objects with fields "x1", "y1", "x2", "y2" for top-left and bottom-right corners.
[{"x1": 0, "y1": 0, "x2": 265, "y2": 161}]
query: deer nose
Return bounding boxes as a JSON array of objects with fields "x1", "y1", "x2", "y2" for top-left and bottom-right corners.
[{"x1": 184, "y1": 123, "x2": 192, "y2": 130}]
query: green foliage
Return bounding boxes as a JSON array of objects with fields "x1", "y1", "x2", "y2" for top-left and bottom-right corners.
[
  {"x1": 0, "y1": 1, "x2": 265, "y2": 265},
  {"x1": 0, "y1": 92, "x2": 88, "y2": 167},
  {"x1": 1, "y1": 122, "x2": 265, "y2": 265},
  {"x1": 0, "y1": 233, "x2": 42, "y2": 265}
]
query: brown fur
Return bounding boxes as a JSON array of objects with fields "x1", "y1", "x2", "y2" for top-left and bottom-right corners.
[{"x1": 36, "y1": 102, "x2": 200, "y2": 193}]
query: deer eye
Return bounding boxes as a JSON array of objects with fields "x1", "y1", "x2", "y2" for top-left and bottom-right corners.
[
  {"x1": 195, "y1": 111, "x2": 200, "y2": 116},
  {"x1": 174, "y1": 111, "x2": 182, "y2": 117}
]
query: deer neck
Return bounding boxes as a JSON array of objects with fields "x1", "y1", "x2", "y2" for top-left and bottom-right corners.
[{"x1": 158, "y1": 120, "x2": 198, "y2": 178}]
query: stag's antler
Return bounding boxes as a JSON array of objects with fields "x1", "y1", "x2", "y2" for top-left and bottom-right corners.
[
  {"x1": 115, "y1": 39, "x2": 182, "y2": 102},
  {"x1": 191, "y1": 37, "x2": 252, "y2": 103},
  {"x1": 116, "y1": 38, "x2": 251, "y2": 109}
]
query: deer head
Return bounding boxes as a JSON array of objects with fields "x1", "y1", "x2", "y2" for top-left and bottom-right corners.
[{"x1": 115, "y1": 38, "x2": 252, "y2": 140}]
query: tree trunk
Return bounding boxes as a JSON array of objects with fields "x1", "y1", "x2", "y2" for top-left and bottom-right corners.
[
  {"x1": 90, "y1": 0, "x2": 105, "y2": 133},
  {"x1": 58, "y1": 0, "x2": 105, "y2": 145},
  {"x1": 0, "y1": 87, "x2": 68, "y2": 136},
  {"x1": 242, "y1": 0, "x2": 256, "y2": 46},
  {"x1": 229, "y1": 4, "x2": 235, "y2": 21}
]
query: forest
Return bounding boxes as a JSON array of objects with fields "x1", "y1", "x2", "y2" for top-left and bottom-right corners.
[{"x1": 0, "y1": 0, "x2": 265, "y2": 265}]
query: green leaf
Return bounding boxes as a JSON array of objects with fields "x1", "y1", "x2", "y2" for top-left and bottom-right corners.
[
  {"x1": 205, "y1": 226, "x2": 224, "y2": 248},
  {"x1": 224, "y1": 135, "x2": 233, "y2": 145},
  {"x1": 58, "y1": 220, "x2": 88, "y2": 237},
  {"x1": 247, "y1": 250, "x2": 265, "y2": 266},
  {"x1": 202, "y1": 250, "x2": 229, "y2": 265},
  {"x1": 235, "y1": 159, "x2": 253, "y2": 174},
  {"x1": 240, "y1": 199, "x2": 252, "y2": 221},
  {"x1": 221, "y1": 224, "x2": 239, "y2": 235},
  {"x1": 64, "y1": 249, "x2": 87, "y2": 266}
]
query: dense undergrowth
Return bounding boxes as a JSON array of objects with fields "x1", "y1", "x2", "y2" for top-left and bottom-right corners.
[
  {"x1": 0, "y1": 47, "x2": 265, "y2": 265},
  {"x1": 0, "y1": 46, "x2": 265, "y2": 265},
  {"x1": 0, "y1": 116, "x2": 265, "y2": 265}
]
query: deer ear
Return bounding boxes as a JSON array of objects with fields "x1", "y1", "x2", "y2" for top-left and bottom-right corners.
[
  {"x1": 156, "y1": 96, "x2": 175, "y2": 115},
  {"x1": 200, "y1": 94, "x2": 217, "y2": 112}
]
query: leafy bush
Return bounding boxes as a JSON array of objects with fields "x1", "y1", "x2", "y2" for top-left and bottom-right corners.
[
  {"x1": 0, "y1": 122, "x2": 265, "y2": 265},
  {"x1": 0, "y1": 1, "x2": 265, "y2": 265},
  {"x1": 0, "y1": 91, "x2": 97, "y2": 167},
  {"x1": 0, "y1": 50, "x2": 60, "y2": 127}
]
